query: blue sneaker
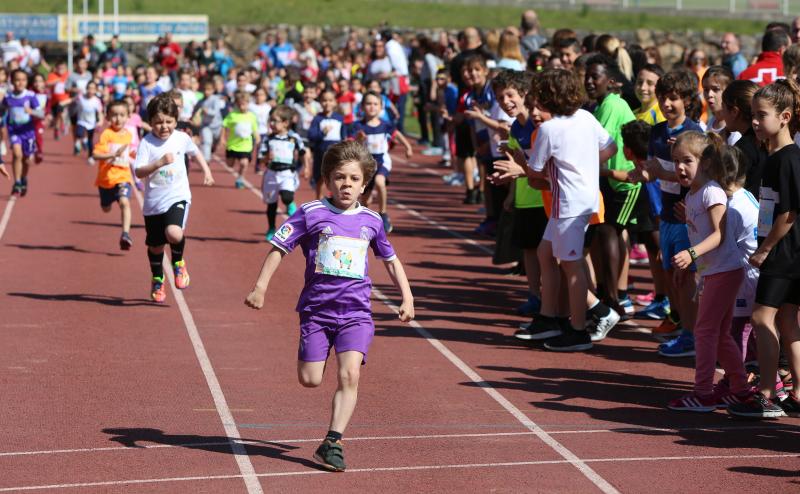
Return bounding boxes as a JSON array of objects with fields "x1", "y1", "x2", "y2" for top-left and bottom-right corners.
[
  {"x1": 635, "y1": 297, "x2": 670, "y2": 320},
  {"x1": 265, "y1": 228, "x2": 276, "y2": 241},
  {"x1": 287, "y1": 202, "x2": 297, "y2": 216},
  {"x1": 516, "y1": 295, "x2": 541, "y2": 316},
  {"x1": 235, "y1": 177, "x2": 245, "y2": 189},
  {"x1": 658, "y1": 330, "x2": 695, "y2": 358},
  {"x1": 617, "y1": 296, "x2": 634, "y2": 319}
]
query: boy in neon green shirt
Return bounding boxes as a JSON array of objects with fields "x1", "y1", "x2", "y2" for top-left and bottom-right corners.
[{"x1": 222, "y1": 90, "x2": 260, "y2": 189}]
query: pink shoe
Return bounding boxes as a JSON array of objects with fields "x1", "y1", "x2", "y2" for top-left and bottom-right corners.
[
  {"x1": 629, "y1": 244, "x2": 649, "y2": 265},
  {"x1": 635, "y1": 291, "x2": 655, "y2": 306}
]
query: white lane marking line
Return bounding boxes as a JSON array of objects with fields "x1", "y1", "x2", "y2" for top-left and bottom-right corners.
[
  {"x1": 372, "y1": 288, "x2": 621, "y2": 494},
  {"x1": 3, "y1": 454, "x2": 798, "y2": 491},
  {"x1": 131, "y1": 187, "x2": 263, "y2": 494},
  {"x1": 392, "y1": 201, "x2": 493, "y2": 255},
  {"x1": 227, "y1": 150, "x2": 617, "y2": 492},
  {"x1": 211, "y1": 157, "x2": 264, "y2": 200},
  {"x1": 0, "y1": 196, "x2": 17, "y2": 241},
  {"x1": 4, "y1": 423, "x2": 797, "y2": 458}
]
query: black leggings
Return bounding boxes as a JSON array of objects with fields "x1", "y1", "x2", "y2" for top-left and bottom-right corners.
[{"x1": 267, "y1": 190, "x2": 295, "y2": 230}]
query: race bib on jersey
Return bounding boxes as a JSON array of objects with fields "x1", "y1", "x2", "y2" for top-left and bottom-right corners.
[
  {"x1": 270, "y1": 139, "x2": 295, "y2": 164},
  {"x1": 366, "y1": 133, "x2": 387, "y2": 155},
  {"x1": 321, "y1": 119, "x2": 342, "y2": 141},
  {"x1": 108, "y1": 143, "x2": 130, "y2": 167},
  {"x1": 54, "y1": 81, "x2": 66, "y2": 94},
  {"x1": 234, "y1": 121, "x2": 253, "y2": 139},
  {"x1": 315, "y1": 235, "x2": 368, "y2": 279},
  {"x1": 149, "y1": 159, "x2": 183, "y2": 187},
  {"x1": 758, "y1": 186, "x2": 779, "y2": 237},
  {"x1": 9, "y1": 106, "x2": 30, "y2": 126}
]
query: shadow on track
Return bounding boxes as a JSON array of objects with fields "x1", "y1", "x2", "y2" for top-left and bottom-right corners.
[
  {"x1": 6, "y1": 243, "x2": 123, "y2": 257},
  {"x1": 101, "y1": 427, "x2": 325, "y2": 470},
  {"x1": 8, "y1": 292, "x2": 162, "y2": 307}
]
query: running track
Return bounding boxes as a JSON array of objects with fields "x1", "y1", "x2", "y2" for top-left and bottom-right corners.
[{"x1": 1, "y1": 135, "x2": 798, "y2": 493}]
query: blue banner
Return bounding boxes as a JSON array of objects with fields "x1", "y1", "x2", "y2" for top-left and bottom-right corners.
[{"x1": 0, "y1": 14, "x2": 59, "y2": 41}]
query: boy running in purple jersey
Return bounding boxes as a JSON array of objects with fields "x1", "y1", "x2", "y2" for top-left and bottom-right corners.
[
  {"x1": 245, "y1": 140, "x2": 414, "y2": 472},
  {"x1": 2, "y1": 70, "x2": 43, "y2": 196}
]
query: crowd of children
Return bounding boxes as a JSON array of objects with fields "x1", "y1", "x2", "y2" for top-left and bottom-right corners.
[{"x1": 2, "y1": 12, "x2": 800, "y2": 470}]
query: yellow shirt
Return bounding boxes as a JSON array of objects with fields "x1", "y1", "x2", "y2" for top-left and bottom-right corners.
[
  {"x1": 94, "y1": 128, "x2": 133, "y2": 188},
  {"x1": 635, "y1": 100, "x2": 665, "y2": 126}
]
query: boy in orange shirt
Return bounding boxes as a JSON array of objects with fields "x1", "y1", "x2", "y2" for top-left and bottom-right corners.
[
  {"x1": 46, "y1": 61, "x2": 70, "y2": 140},
  {"x1": 93, "y1": 100, "x2": 134, "y2": 250}
]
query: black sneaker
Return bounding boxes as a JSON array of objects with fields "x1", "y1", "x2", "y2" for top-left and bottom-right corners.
[
  {"x1": 463, "y1": 188, "x2": 479, "y2": 205},
  {"x1": 544, "y1": 329, "x2": 592, "y2": 352},
  {"x1": 526, "y1": 316, "x2": 563, "y2": 341},
  {"x1": 119, "y1": 232, "x2": 133, "y2": 251},
  {"x1": 19, "y1": 177, "x2": 27, "y2": 197},
  {"x1": 11, "y1": 181, "x2": 22, "y2": 196},
  {"x1": 777, "y1": 393, "x2": 800, "y2": 417},
  {"x1": 727, "y1": 392, "x2": 786, "y2": 419},
  {"x1": 313, "y1": 439, "x2": 346, "y2": 472}
]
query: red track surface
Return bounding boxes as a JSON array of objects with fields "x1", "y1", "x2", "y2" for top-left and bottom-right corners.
[{"x1": 1, "y1": 134, "x2": 799, "y2": 493}]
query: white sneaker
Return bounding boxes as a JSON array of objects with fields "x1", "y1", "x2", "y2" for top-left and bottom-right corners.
[{"x1": 590, "y1": 308, "x2": 621, "y2": 342}]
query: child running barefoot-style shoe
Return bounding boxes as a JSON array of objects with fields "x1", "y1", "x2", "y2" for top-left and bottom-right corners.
[
  {"x1": 667, "y1": 393, "x2": 717, "y2": 412},
  {"x1": 119, "y1": 232, "x2": 133, "y2": 251},
  {"x1": 287, "y1": 202, "x2": 297, "y2": 216},
  {"x1": 151, "y1": 276, "x2": 166, "y2": 303},
  {"x1": 313, "y1": 439, "x2": 346, "y2": 472},
  {"x1": 657, "y1": 329, "x2": 695, "y2": 357},
  {"x1": 728, "y1": 392, "x2": 786, "y2": 419},
  {"x1": 173, "y1": 260, "x2": 190, "y2": 289}
]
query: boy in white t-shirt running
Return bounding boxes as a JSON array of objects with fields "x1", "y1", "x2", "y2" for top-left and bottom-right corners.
[
  {"x1": 525, "y1": 69, "x2": 618, "y2": 352},
  {"x1": 134, "y1": 93, "x2": 215, "y2": 303}
]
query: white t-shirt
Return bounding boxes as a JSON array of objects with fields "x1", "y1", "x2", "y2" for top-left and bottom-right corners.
[
  {"x1": 488, "y1": 101, "x2": 514, "y2": 159},
  {"x1": 77, "y1": 95, "x2": 103, "y2": 130},
  {"x1": 178, "y1": 89, "x2": 200, "y2": 121},
  {"x1": 249, "y1": 102, "x2": 272, "y2": 135},
  {"x1": 385, "y1": 38, "x2": 409, "y2": 76},
  {"x1": 728, "y1": 187, "x2": 760, "y2": 318},
  {"x1": 527, "y1": 109, "x2": 613, "y2": 219},
  {"x1": 134, "y1": 131, "x2": 199, "y2": 216},
  {"x1": 685, "y1": 180, "x2": 742, "y2": 276},
  {"x1": 1, "y1": 39, "x2": 23, "y2": 64}
]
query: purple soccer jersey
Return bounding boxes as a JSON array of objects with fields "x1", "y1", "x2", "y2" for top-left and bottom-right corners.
[
  {"x1": 2, "y1": 89, "x2": 39, "y2": 135},
  {"x1": 270, "y1": 198, "x2": 397, "y2": 318}
]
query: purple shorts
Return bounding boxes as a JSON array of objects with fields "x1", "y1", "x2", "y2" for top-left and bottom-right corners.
[
  {"x1": 9, "y1": 130, "x2": 37, "y2": 157},
  {"x1": 298, "y1": 313, "x2": 375, "y2": 363}
]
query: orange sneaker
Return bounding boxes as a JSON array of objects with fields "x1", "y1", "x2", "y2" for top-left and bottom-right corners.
[
  {"x1": 173, "y1": 260, "x2": 190, "y2": 289},
  {"x1": 652, "y1": 318, "x2": 681, "y2": 339},
  {"x1": 151, "y1": 276, "x2": 166, "y2": 303}
]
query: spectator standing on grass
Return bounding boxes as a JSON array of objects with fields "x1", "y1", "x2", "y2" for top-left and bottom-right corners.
[
  {"x1": 383, "y1": 29, "x2": 411, "y2": 134},
  {"x1": 739, "y1": 28, "x2": 789, "y2": 86},
  {"x1": 519, "y1": 10, "x2": 546, "y2": 61},
  {"x1": 721, "y1": 33, "x2": 747, "y2": 79}
]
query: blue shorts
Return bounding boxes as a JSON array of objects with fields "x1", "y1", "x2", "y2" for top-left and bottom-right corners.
[
  {"x1": 99, "y1": 182, "x2": 131, "y2": 208},
  {"x1": 298, "y1": 313, "x2": 375, "y2": 363},
  {"x1": 645, "y1": 181, "x2": 663, "y2": 218},
  {"x1": 660, "y1": 221, "x2": 694, "y2": 271}
]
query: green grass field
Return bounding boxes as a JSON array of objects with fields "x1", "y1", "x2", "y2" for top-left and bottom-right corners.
[{"x1": 7, "y1": 0, "x2": 773, "y2": 34}]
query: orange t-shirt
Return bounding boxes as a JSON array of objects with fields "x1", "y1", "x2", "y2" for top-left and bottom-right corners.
[
  {"x1": 94, "y1": 128, "x2": 133, "y2": 189},
  {"x1": 47, "y1": 72, "x2": 69, "y2": 104}
]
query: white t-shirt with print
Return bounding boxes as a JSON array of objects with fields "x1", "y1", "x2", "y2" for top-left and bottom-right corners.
[
  {"x1": 728, "y1": 187, "x2": 760, "y2": 318},
  {"x1": 77, "y1": 95, "x2": 103, "y2": 130},
  {"x1": 527, "y1": 109, "x2": 613, "y2": 219},
  {"x1": 134, "y1": 131, "x2": 199, "y2": 216},
  {"x1": 685, "y1": 180, "x2": 742, "y2": 276}
]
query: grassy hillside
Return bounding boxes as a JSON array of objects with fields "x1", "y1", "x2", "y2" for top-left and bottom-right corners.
[{"x1": 7, "y1": 0, "x2": 769, "y2": 34}]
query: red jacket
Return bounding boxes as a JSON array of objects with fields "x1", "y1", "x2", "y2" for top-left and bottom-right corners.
[{"x1": 738, "y1": 51, "x2": 784, "y2": 86}]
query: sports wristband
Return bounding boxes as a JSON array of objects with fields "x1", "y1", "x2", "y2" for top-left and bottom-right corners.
[{"x1": 687, "y1": 247, "x2": 698, "y2": 262}]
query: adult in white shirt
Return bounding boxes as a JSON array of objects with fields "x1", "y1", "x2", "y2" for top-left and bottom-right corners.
[
  {"x1": 381, "y1": 30, "x2": 411, "y2": 133},
  {"x1": 1, "y1": 32, "x2": 23, "y2": 65}
]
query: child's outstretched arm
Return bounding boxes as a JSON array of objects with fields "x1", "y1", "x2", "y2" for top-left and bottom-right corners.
[
  {"x1": 750, "y1": 210, "x2": 797, "y2": 268},
  {"x1": 383, "y1": 257, "x2": 414, "y2": 322},
  {"x1": 135, "y1": 152, "x2": 173, "y2": 178},
  {"x1": 0, "y1": 162, "x2": 9, "y2": 179},
  {"x1": 245, "y1": 247, "x2": 286, "y2": 309},
  {"x1": 190, "y1": 150, "x2": 215, "y2": 186},
  {"x1": 394, "y1": 131, "x2": 414, "y2": 158}
]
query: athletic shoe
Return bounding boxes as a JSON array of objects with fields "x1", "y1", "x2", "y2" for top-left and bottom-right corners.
[
  {"x1": 634, "y1": 291, "x2": 655, "y2": 306},
  {"x1": 776, "y1": 393, "x2": 800, "y2": 416},
  {"x1": 173, "y1": 260, "x2": 190, "y2": 289},
  {"x1": 87, "y1": 157, "x2": 96, "y2": 166},
  {"x1": 728, "y1": 392, "x2": 786, "y2": 419},
  {"x1": 516, "y1": 295, "x2": 541, "y2": 316},
  {"x1": 667, "y1": 393, "x2": 716, "y2": 412},
  {"x1": 265, "y1": 228, "x2": 276, "y2": 241},
  {"x1": 513, "y1": 327, "x2": 534, "y2": 340},
  {"x1": 590, "y1": 307, "x2": 621, "y2": 342},
  {"x1": 380, "y1": 213, "x2": 393, "y2": 233},
  {"x1": 618, "y1": 296, "x2": 635, "y2": 318},
  {"x1": 287, "y1": 202, "x2": 297, "y2": 216},
  {"x1": 651, "y1": 318, "x2": 681, "y2": 339},
  {"x1": 544, "y1": 329, "x2": 593, "y2": 352},
  {"x1": 473, "y1": 219, "x2": 496, "y2": 237},
  {"x1": 629, "y1": 244, "x2": 649, "y2": 265},
  {"x1": 658, "y1": 330, "x2": 695, "y2": 358},
  {"x1": 449, "y1": 175, "x2": 464, "y2": 186},
  {"x1": 442, "y1": 172, "x2": 461, "y2": 183},
  {"x1": 526, "y1": 316, "x2": 564, "y2": 341},
  {"x1": 151, "y1": 276, "x2": 166, "y2": 303},
  {"x1": 635, "y1": 298, "x2": 670, "y2": 320},
  {"x1": 119, "y1": 232, "x2": 133, "y2": 251},
  {"x1": 463, "y1": 188, "x2": 479, "y2": 205},
  {"x1": 234, "y1": 177, "x2": 245, "y2": 189},
  {"x1": 73, "y1": 141, "x2": 81, "y2": 155},
  {"x1": 313, "y1": 439, "x2": 346, "y2": 472},
  {"x1": 712, "y1": 380, "x2": 752, "y2": 409},
  {"x1": 422, "y1": 146, "x2": 443, "y2": 156},
  {"x1": 34, "y1": 153, "x2": 43, "y2": 164},
  {"x1": 11, "y1": 181, "x2": 22, "y2": 196},
  {"x1": 19, "y1": 178, "x2": 27, "y2": 197}
]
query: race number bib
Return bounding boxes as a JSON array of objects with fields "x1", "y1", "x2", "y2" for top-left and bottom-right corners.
[
  {"x1": 149, "y1": 158, "x2": 183, "y2": 188},
  {"x1": 321, "y1": 119, "x2": 342, "y2": 141},
  {"x1": 758, "y1": 186, "x2": 779, "y2": 237},
  {"x1": 315, "y1": 235, "x2": 368, "y2": 279},
  {"x1": 54, "y1": 81, "x2": 66, "y2": 94},
  {"x1": 9, "y1": 106, "x2": 30, "y2": 126},
  {"x1": 366, "y1": 133, "x2": 387, "y2": 155},
  {"x1": 108, "y1": 143, "x2": 130, "y2": 167},
  {"x1": 658, "y1": 158, "x2": 681, "y2": 194},
  {"x1": 234, "y1": 121, "x2": 253, "y2": 139}
]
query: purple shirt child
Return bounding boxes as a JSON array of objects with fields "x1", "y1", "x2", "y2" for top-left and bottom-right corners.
[
  {"x1": 270, "y1": 198, "x2": 396, "y2": 319},
  {"x1": 2, "y1": 89, "x2": 40, "y2": 157}
]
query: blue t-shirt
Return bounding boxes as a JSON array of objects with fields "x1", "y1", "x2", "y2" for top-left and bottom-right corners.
[
  {"x1": 139, "y1": 84, "x2": 163, "y2": 118},
  {"x1": 648, "y1": 118, "x2": 704, "y2": 224},
  {"x1": 308, "y1": 112, "x2": 345, "y2": 155},
  {"x1": 349, "y1": 120, "x2": 395, "y2": 166},
  {"x1": 510, "y1": 118, "x2": 536, "y2": 154},
  {"x1": 444, "y1": 83, "x2": 459, "y2": 116}
]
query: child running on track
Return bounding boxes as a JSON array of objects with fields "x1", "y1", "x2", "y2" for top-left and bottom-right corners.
[
  {"x1": 245, "y1": 140, "x2": 414, "y2": 472},
  {"x1": 308, "y1": 88, "x2": 344, "y2": 199},
  {"x1": 133, "y1": 93, "x2": 215, "y2": 303},
  {"x1": 31, "y1": 73, "x2": 49, "y2": 164},
  {"x1": 222, "y1": 90, "x2": 259, "y2": 189},
  {"x1": 667, "y1": 133, "x2": 751, "y2": 412},
  {"x1": 2, "y1": 69, "x2": 43, "y2": 196},
  {"x1": 93, "y1": 100, "x2": 135, "y2": 250},
  {"x1": 729, "y1": 79, "x2": 800, "y2": 418},
  {"x1": 350, "y1": 91, "x2": 413, "y2": 233}
]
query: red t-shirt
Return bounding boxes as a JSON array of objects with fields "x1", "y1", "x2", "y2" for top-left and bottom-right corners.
[
  {"x1": 738, "y1": 51, "x2": 784, "y2": 87},
  {"x1": 158, "y1": 42, "x2": 182, "y2": 71},
  {"x1": 338, "y1": 91, "x2": 356, "y2": 124}
]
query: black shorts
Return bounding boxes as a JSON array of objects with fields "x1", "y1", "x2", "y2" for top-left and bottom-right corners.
[
  {"x1": 313, "y1": 152, "x2": 323, "y2": 182},
  {"x1": 226, "y1": 149, "x2": 252, "y2": 160},
  {"x1": 454, "y1": 121, "x2": 474, "y2": 159},
  {"x1": 512, "y1": 206, "x2": 548, "y2": 249},
  {"x1": 51, "y1": 103, "x2": 65, "y2": 118},
  {"x1": 601, "y1": 180, "x2": 653, "y2": 232},
  {"x1": 755, "y1": 275, "x2": 800, "y2": 308},
  {"x1": 584, "y1": 224, "x2": 598, "y2": 249},
  {"x1": 98, "y1": 182, "x2": 131, "y2": 208},
  {"x1": 144, "y1": 201, "x2": 189, "y2": 246}
]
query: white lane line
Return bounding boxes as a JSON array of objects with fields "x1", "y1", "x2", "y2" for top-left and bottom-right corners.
[
  {"x1": 4, "y1": 423, "x2": 796, "y2": 458},
  {"x1": 222, "y1": 151, "x2": 619, "y2": 492},
  {"x1": 3, "y1": 453, "x2": 797, "y2": 491},
  {"x1": 0, "y1": 196, "x2": 17, "y2": 241},
  {"x1": 372, "y1": 289, "x2": 620, "y2": 494},
  {"x1": 392, "y1": 201, "x2": 493, "y2": 255},
  {"x1": 131, "y1": 187, "x2": 263, "y2": 494}
]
